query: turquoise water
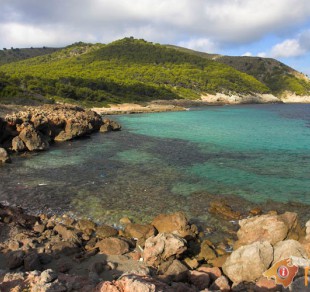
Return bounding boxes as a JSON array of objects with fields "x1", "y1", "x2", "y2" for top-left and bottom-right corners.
[
  {"x1": 117, "y1": 104, "x2": 310, "y2": 204},
  {"x1": 0, "y1": 104, "x2": 309, "y2": 230}
]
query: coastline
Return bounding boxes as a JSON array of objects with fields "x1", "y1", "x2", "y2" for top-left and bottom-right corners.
[
  {"x1": 1, "y1": 101, "x2": 309, "y2": 291},
  {"x1": 0, "y1": 203, "x2": 309, "y2": 291},
  {"x1": 92, "y1": 94, "x2": 310, "y2": 115}
]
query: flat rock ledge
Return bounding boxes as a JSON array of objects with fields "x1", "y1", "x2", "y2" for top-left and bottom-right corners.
[
  {"x1": 0, "y1": 205, "x2": 309, "y2": 291},
  {"x1": 0, "y1": 104, "x2": 121, "y2": 163}
]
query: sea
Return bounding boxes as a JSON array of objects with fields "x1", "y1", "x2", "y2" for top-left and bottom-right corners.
[{"x1": 0, "y1": 103, "x2": 309, "y2": 238}]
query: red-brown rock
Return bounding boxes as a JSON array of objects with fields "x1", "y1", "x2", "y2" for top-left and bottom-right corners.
[
  {"x1": 151, "y1": 212, "x2": 196, "y2": 239},
  {"x1": 95, "y1": 237, "x2": 130, "y2": 255}
]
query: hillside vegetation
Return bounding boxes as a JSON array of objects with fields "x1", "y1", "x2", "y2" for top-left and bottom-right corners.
[
  {"x1": 167, "y1": 45, "x2": 310, "y2": 96},
  {"x1": 0, "y1": 47, "x2": 60, "y2": 66},
  {"x1": 0, "y1": 38, "x2": 309, "y2": 106}
]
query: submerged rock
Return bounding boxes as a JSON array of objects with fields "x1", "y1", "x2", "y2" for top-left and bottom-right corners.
[{"x1": 208, "y1": 201, "x2": 241, "y2": 220}]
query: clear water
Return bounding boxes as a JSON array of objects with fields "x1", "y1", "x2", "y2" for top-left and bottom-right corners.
[{"x1": 0, "y1": 104, "x2": 309, "y2": 233}]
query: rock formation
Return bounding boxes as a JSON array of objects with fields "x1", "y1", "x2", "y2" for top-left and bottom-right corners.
[{"x1": 0, "y1": 104, "x2": 121, "y2": 162}]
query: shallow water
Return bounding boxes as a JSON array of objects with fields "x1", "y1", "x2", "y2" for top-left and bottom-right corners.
[{"x1": 0, "y1": 104, "x2": 309, "y2": 235}]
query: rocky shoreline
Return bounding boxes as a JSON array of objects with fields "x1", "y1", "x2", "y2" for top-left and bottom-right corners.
[
  {"x1": 92, "y1": 94, "x2": 310, "y2": 115},
  {"x1": 0, "y1": 203, "x2": 309, "y2": 291},
  {"x1": 0, "y1": 104, "x2": 121, "y2": 163}
]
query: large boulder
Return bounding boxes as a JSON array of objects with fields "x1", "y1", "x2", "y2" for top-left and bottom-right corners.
[
  {"x1": 143, "y1": 233, "x2": 187, "y2": 267},
  {"x1": 222, "y1": 241, "x2": 273, "y2": 284},
  {"x1": 151, "y1": 212, "x2": 196, "y2": 239},
  {"x1": 0, "y1": 147, "x2": 10, "y2": 163},
  {"x1": 272, "y1": 239, "x2": 308, "y2": 264},
  {"x1": 235, "y1": 212, "x2": 302, "y2": 248}
]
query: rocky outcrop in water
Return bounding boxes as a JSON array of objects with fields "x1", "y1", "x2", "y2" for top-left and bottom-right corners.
[{"x1": 0, "y1": 104, "x2": 121, "y2": 162}]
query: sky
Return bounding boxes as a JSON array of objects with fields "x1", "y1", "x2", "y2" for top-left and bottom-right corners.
[{"x1": 1, "y1": 0, "x2": 310, "y2": 75}]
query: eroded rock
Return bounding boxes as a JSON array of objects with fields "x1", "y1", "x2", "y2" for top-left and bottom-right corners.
[
  {"x1": 235, "y1": 212, "x2": 302, "y2": 248},
  {"x1": 222, "y1": 241, "x2": 273, "y2": 284},
  {"x1": 143, "y1": 233, "x2": 187, "y2": 267}
]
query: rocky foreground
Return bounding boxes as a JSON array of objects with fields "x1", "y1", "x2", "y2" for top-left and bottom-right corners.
[
  {"x1": 0, "y1": 203, "x2": 309, "y2": 292},
  {"x1": 0, "y1": 104, "x2": 121, "y2": 163}
]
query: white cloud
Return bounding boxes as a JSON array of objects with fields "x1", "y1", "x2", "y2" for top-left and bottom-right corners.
[
  {"x1": 271, "y1": 29, "x2": 310, "y2": 58},
  {"x1": 177, "y1": 38, "x2": 218, "y2": 53},
  {"x1": 257, "y1": 52, "x2": 267, "y2": 58},
  {"x1": 271, "y1": 39, "x2": 305, "y2": 58},
  {"x1": 242, "y1": 52, "x2": 252, "y2": 57},
  {"x1": 0, "y1": 0, "x2": 310, "y2": 49},
  {"x1": 0, "y1": 23, "x2": 97, "y2": 48}
]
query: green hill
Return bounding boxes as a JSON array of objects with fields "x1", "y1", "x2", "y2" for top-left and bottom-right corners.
[
  {"x1": 166, "y1": 45, "x2": 310, "y2": 96},
  {"x1": 0, "y1": 47, "x2": 61, "y2": 65},
  {"x1": 0, "y1": 38, "x2": 308, "y2": 106}
]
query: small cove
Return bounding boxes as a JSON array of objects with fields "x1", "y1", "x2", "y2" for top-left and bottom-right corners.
[{"x1": 0, "y1": 103, "x2": 309, "y2": 240}]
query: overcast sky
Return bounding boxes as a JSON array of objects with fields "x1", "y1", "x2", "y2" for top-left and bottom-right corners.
[{"x1": 1, "y1": 0, "x2": 310, "y2": 75}]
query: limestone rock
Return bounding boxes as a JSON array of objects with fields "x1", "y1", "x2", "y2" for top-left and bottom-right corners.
[
  {"x1": 143, "y1": 233, "x2": 187, "y2": 267},
  {"x1": 273, "y1": 239, "x2": 308, "y2": 264},
  {"x1": 95, "y1": 237, "x2": 129, "y2": 255},
  {"x1": 4, "y1": 104, "x2": 104, "y2": 151},
  {"x1": 0, "y1": 147, "x2": 10, "y2": 163},
  {"x1": 11, "y1": 136, "x2": 26, "y2": 152},
  {"x1": 235, "y1": 212, "x2": 301, "y2": 248},
  {"x1": 39, "y1": 269, "x2": 58, "y2": 284},
  {"x1": 19, "y1": 124, "x2": 49, "y2": 151},
  {"x1": 151, "y1": 212, "x2": 196, "y2": 239},
  {"x1": 99, "y1": 123, "x2": 113, "y2": 133},
  {"x1": 222, "y1": 241, "x2": 273, "y2": 284}
]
